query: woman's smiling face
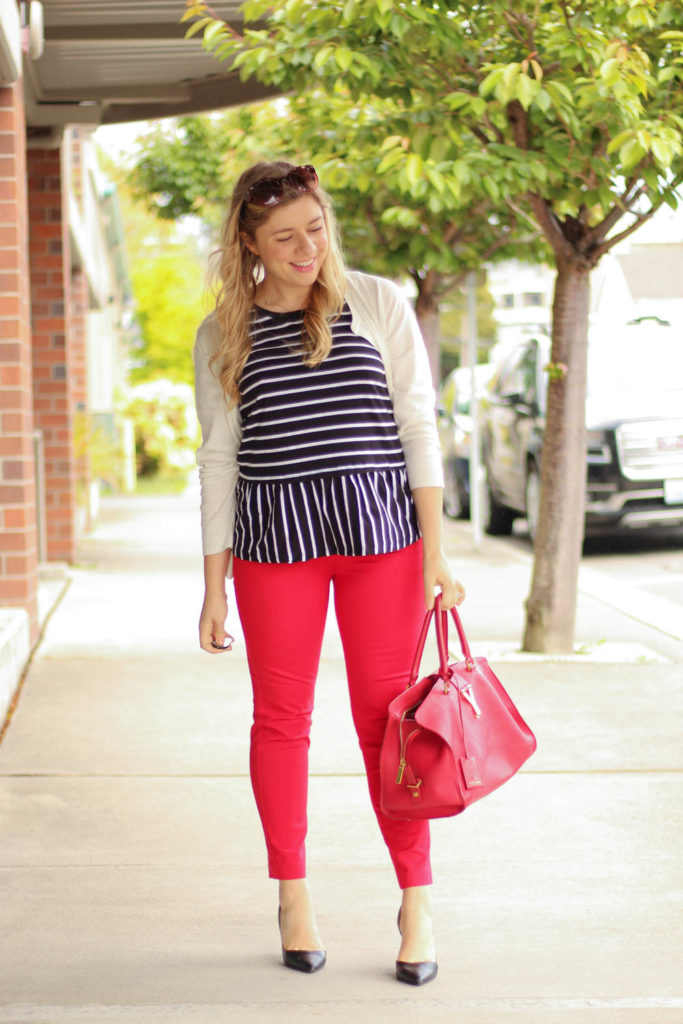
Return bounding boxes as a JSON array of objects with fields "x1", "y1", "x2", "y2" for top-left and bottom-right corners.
[{"x1": 246, "y1": 194, "x2": 329, "y2": 302}]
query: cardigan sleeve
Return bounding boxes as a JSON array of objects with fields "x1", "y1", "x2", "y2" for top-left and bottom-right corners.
[
  {"x1": 361, "y1": 274, "x2": 444, "y2": 490},
  {"x1": 193, "y1": 315, "x2": 242, "y2": 556}
]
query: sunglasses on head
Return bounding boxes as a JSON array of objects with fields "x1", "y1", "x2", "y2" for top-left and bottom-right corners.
[{"x1": 244, "y1": 165, "x2": 319, "y2": 208}]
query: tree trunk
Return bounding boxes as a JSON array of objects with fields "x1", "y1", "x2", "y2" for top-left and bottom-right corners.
[
  {"x1": 522, "y1": 258, "x2": 590, "y2": 653},
  {"x1": 414, "y1": 277, "x2": 441, "y2": 387}
]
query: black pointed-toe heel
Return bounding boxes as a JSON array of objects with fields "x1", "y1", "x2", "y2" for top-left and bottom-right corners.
[
  {"x1": 395, "y1": 959, "x2": 439, "y2": 986},
  {"x1": 395, "y1": 908, "x2": 438, "y2": 986},
  {"x1": 278, "y1": 907, "x2": 327, "y2": 974}
]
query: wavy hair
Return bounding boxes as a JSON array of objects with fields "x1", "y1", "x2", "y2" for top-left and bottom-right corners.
[{"x1": 208, "y1": 160, "x2": 347, "y2": 406}]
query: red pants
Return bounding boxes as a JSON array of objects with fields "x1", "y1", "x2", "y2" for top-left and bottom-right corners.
[{"x1": 233, "y1": 540, "x2": 432, "y2": 889}]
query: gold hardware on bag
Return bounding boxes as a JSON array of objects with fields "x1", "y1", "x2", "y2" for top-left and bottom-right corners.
[{"x1": 397, "y1": 706, "x2": 419, "y2": 786}]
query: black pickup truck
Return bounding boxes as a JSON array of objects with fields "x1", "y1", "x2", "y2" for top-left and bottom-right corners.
[{"x1": 479, "y1": 318, "x2": 683, "y2": 538}]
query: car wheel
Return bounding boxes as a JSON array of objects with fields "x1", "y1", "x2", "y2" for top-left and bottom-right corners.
[
  {"x1": 481, "y1": 467, "x2": 515, "y2": 535},
  {"x1": 443, "y1": 457, "x2": 464, "y2": 520},
  {"x1": 525, "y1": 463, "x2": 541, "y2": 542}
]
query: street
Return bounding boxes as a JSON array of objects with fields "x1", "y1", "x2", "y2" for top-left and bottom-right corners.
[
  {"x1": 491, "y1": 520, "x2": 683, "y2": 610},
  {"x1": 582, "y1": 529, "x2": 683, "y2": 607}
]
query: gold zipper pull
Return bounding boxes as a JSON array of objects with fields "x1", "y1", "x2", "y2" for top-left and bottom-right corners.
[{"x1": 396, "y1": 759, "x2": 406, "y2": 785}]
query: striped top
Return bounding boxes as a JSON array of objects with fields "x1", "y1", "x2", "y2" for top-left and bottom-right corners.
[{"x1": 232, "y1": 304, "x2": 420, "y2": 562}]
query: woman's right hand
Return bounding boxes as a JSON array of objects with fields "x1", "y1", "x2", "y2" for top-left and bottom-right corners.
[{"x1": 199, "y1": 590, "x2": 230, "y2": 654}]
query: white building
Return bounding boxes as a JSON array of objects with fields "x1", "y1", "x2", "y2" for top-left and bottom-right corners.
[{"x1": 488, "y1": 203, "x2": 683, "y2": 347}]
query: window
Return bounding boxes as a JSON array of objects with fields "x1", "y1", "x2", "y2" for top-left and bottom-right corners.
[
  {"x1": 500, "y1": 293, "x2": 515, "y2": 308},
  {"x1": 523, "y1": 292, "x2": 544, "y2": 307},
  {"x1": 495, "y1": 343, "x2": 538, "y2": 404}
]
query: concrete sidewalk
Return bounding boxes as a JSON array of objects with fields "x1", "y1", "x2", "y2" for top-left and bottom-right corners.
[{"x1": 0, "y1": 489, "x2": 681, "y2": 1024}]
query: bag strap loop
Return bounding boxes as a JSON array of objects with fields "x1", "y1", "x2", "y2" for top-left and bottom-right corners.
[{"x1": 407, "y1": 594, "x2": 474, "y2": 687}]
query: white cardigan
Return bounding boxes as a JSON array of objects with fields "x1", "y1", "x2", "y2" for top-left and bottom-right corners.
[{"x1": 193, "y1": 269, "x2": 444, "y2": 564}]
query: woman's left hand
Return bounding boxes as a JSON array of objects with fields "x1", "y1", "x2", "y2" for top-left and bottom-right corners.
[{"x1": 422, "y1": 549, "x2": 465, "y2": 611}]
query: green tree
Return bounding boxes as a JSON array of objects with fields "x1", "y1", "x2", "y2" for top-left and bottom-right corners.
[
  {"x1": 102, "y1": 160, "x2": 209, "y2": 383},
  {"x1": 183, "y1": 0, "x2": 683, "y2": 652},
  {"x1": 130, "y1": 92, "x2": 537, "y2": 382},
  {"x1": 129, "y1": 251, "x2": 206, "y2": 384}
]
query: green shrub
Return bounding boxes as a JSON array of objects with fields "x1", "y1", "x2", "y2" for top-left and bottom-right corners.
[{"x1": 122, "y1": 380, "x2": 199, "y2": 479}]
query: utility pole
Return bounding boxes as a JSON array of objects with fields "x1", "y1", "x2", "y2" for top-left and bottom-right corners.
[{"x1": 467, "y1": 271, "x2": 482, "y2": 550}]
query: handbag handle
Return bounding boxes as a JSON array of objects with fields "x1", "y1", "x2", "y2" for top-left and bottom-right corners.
[{"x1": 408, "y1": 594, "x2": 474, "y2": 686}]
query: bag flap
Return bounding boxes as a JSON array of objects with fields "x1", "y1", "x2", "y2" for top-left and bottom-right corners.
[{"x1": 414, "y1": 674, "x2": 463, "y2": 748}]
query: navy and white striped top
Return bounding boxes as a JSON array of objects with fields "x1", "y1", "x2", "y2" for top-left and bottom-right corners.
[{"x1": 232, "y1": 304, "x2": 420, "y2": 563}]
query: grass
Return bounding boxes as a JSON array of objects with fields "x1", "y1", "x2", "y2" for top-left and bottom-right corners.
[{"x1": 134, "y1": 471, "x2": 191, "y2": 496}]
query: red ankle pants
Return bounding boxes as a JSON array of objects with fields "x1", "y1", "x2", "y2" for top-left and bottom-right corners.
[{"x1": 232, "y1": 540, "x2": 432, "y2": 889}]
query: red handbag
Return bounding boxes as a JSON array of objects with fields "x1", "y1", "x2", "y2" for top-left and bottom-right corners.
[{"x1": 379, "y1": 596, "x2": 537, "y2": 820}]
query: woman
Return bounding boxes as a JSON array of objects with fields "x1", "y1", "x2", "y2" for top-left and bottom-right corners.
[{"x1": 194, "y1": 160, "x2": 465, "y2": 985}]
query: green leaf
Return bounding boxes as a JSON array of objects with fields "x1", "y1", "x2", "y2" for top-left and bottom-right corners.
[
  {"x1": 342, "y1": 0, "x2": 356, "y2": 25},
  {"x1": 314, "y1": 45, "x2": 333, "y2": 70},
  {"x1": 468, "y1": 97, "x2": 487, "y2": 118},
  {"x1": 203, "y1": 21, "x2": 227, "y2": 47},
  {"x1": 600, "y1": 58, "x2": 621, "y2": 84},
  {"x1": 482, "y1": 176, "x2": 500, "y2": 201},
  {"x1": 184, "y1": 17, "x2": 213, "y2": 39},
  {"x1": 497, "y1": 63, "x2": 521, "y2": 103},
  {"x1": 389, "y1": 14, "x2": 409, "y2": 40},
  {"x1": 376, "y1": 148, "x2": 404, "y2": 174},
  {"x1": 607, "y1": 130, "x2": 634, "y2": 155},
  {"x1": 643, "y1": 165, "x2": 660, "y2": 189},
  {"x1": 626, "y1": 5, "x2": 654, "y2": 28},
  {"x1": 529, "y1": 161, "x2": 548, "y2": 184},
  {"x1": 445, "y1": 92, "x2": 471, "y2": 110},
  {"x1": 516, "y1": 75, "x2": 538, "y2": 111},
  {"x1": 658, "y1": 67, "x2": 678, "y2": 84},
  {"x1": 429, "y1": 134, "x2": 450, "y2": 163},
  {"x1": 619, "y1": 137, "x2": 647, "y2": 169},
  {"x1": 404, "y1": 153, "x2": 423, "y2": 189},
  {"x1": 425, "y1": 167, "x2": 446, "y2": 195},
  {"x1": 480, "y1": 68, "x2": 503, "y2": 98},
  {"x1": 534, "y1": 88, "x2": 552, "y2": 113},
  {"x1": 335, "y1": 47, "x2": 353, "y2": 71},
  {"x1": 651, "y1": 137, "x2": 673, "y2": 167},
  {"x1": 545, "y1": 81, "x2": 574, "y2": 105}
]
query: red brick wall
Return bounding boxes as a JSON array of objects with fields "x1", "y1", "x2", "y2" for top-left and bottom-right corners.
[
  {"x1": 0, "y1": 83, "x2": 39, "y2": 640},
  {"x1": 27, "y1": 145, "x2": 77, "y2": 563}
]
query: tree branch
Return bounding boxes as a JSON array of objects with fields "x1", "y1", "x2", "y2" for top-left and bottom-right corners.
[
  {"x1": 471, "y1": 124, "x2": 493, "y2": 146},
  {"x1": 364, "y1": 201, "x2": 393, "y2": 252},
  {"x1": 505, "y1": 197, "x2": 543, "y2": 233},
  {"x1": 588, "y1": 181, "x2": 648, "y2": 245},
  {"x1": 558, "y1": 0, "x2": 574, "y2": 29},
  {"x1": 502, "y1": 10, "x2": 529, "y2": 46},
  {"x1": 483, "y1": 110, "x2": 505, "y2": 145},
  {"x1": 591, "y1": 177, "x2": 683, "y2": 260}
]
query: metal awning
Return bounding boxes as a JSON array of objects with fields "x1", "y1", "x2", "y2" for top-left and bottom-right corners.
[{"x1": 24, "y1": 0, "x2": 278, "y2": 128}]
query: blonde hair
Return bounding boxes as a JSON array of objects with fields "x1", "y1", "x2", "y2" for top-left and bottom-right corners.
[{"x1": 209, "y1": 160, "x2": 347, "y2": 405}]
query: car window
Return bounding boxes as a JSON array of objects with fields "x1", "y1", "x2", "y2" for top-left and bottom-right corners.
[{"x1": 495, "y1": 344, "x2": 537, "y2": 402}]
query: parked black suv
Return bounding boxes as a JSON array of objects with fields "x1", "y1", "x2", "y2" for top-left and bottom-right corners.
[{"x1": 480, "y1": 318, "x2": 683, "y2": 537}]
